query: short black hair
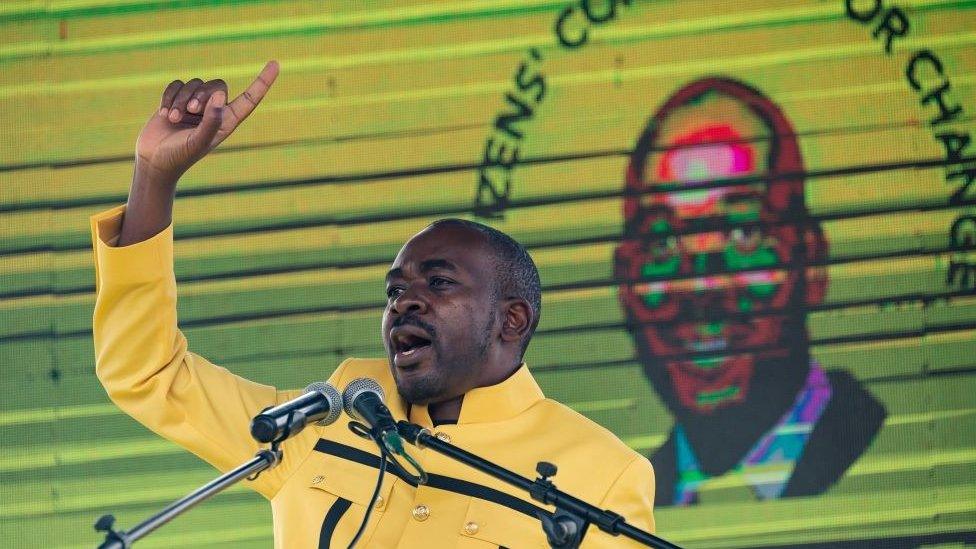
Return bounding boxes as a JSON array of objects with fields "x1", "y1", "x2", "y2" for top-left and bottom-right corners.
[{"x1": 427, "y1": 218, "x2": 542, "y2": 357}]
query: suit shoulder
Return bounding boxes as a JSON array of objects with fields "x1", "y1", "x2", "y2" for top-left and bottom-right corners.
[
  {"x1": 530, "y1": 398, "x2": 654, "y2": 508},
  {"x1": 338, "y1": 357, "x2": 391, "y2": 378},
  {"x1": 316, "y1": 357, "x2": 394, "y2": 395},
  {"x1": 534, "y1": 397, "x2": 642, "y2": 460}
]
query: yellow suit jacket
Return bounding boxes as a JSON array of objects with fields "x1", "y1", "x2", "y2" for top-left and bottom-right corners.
[{"x1": 91, "y1": 206, "x2": 656, "y2": 548}]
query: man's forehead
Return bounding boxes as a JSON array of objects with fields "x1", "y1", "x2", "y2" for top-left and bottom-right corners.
[
  {"x1": 389, "y1": 223, "x2": 491, "y2": 273},
  {"x1": 642, "y1": 88, "x2": 773, "y2": 222}
]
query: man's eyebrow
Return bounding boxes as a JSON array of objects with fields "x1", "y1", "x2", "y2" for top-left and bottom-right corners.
[
  {"x1": 385, "y1": 259, "x2": 457, "y2": 283},
  {"x1": 419, "y1": 258, "x2": 457, "y2": 273}
]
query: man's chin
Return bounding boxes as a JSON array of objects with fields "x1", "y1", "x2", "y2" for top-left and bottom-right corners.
[
  {"x1": 665, "y1": 357, "x2": 754, "y2": 413},
  {"x1": 390, "y1": 365, "x2": 444, "y2": 405},
  {"x1": 684, "y1": 387, "x2": 747, "y2": 414}
]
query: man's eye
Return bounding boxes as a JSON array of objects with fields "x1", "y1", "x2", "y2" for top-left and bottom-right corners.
[
  {"x1": 639, "y1": 236, "x2": 681, "y2": 278},
  {"x1": 723, "y1": 226, "x2": 779, "y2": 271},
  {"x1": 729, "y1": 226, "x2": 764, "y2": 252},
  {"x1": 429, "y1": 277, "x2": 454, "y2": 289},
  {"x1": 645, "y1": 236, "x2": 678, "y2": 260},
  {"x1": 386, "y1": 287, "x2": 404, "y2": 299}
]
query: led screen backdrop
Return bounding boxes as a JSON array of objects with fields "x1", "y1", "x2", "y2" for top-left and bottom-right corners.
[{"x1": 2, "y1": 1, "x2": 975, "y2": 547}]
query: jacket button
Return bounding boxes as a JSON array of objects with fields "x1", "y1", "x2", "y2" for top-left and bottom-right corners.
[
  {"x1": 434, "y1": 432, "x2": 452, "y2": 443},
  {"x1": 311, "y1": 475, "x2": 324, "y2": 485},
  {"x1": 463, "y1": 521, "x2": 480, "y2": 535},
  {"x1": 374, "y1": 495, "x2": 385, "y2": 509},
  {"x1": 412, "y1": 504, "x2": 430, "y2": 521}
]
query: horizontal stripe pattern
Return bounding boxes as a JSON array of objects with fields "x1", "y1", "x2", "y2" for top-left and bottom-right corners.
[{"x1": 2, "y1": 1, "x2": 975, "y2": 548}]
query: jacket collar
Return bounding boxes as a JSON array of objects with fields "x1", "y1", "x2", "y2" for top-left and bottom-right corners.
[{"x1": 407, "y1": 364, "x2": 545, "y2": 427}]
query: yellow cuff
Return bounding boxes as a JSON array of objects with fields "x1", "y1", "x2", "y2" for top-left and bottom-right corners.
[{"x1": 90, "y1": 205, "x2": 175, "y2": 290}]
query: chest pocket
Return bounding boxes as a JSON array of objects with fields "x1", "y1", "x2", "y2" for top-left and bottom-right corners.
[
  {"x1": 456, "y1": 497, "x2": 551, "y2": 548},
  {"x1": 307, "y1": 452, "x2": 396, "y2": 548}
]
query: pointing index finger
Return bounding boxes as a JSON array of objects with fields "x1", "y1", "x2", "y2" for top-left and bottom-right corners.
[{"x1": 226, "y1": 60, "x2": 280, "y2": 126}]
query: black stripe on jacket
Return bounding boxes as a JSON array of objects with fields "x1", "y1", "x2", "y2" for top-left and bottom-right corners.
[
  {"x1": 313, "y1": 438, "x2": 552, "y2": 520},
  {"x1": 318, "y1": 497, "x2": 352, "y2": 549}
]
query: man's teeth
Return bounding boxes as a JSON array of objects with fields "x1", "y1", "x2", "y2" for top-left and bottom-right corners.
[
  {"x1": 398, "y1": 340, "x2": 429, "y2": 355},
  {"x1": 689, "y1": 339, "x2": 728, "y2": 352}
]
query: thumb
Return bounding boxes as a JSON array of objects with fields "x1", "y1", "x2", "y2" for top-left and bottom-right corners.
[{"x1": 187, "y1": 91, "x2": 226, "y2": 153}]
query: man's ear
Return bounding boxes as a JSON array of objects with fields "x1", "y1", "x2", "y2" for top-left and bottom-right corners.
[{"x1": 500, "y1": 298, "x2": 532, "y2": 344}]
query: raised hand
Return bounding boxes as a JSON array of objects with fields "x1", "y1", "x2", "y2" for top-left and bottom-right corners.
[
  {"x1": 136, "y1": 60, "x2": 279, "y2": 182},
  {"x1": 117, "y1": 60, "x2": 280, "y2": 246}
]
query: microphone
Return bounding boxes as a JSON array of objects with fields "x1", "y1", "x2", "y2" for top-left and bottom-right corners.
[
  {"x1": 342, "y1": 378, "x2": 404, "y2": 454},
  {"x1": 250, "y1": 382, "x2": 342, "y2": 443}
]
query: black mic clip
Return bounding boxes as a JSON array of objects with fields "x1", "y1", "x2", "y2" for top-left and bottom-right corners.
[
  {"x1": 245, "y1": 404, "x2": 286, "y2": 482},
  {"x1": 532, "y1": 462, "x2": 590, "y2": 549},
  {"x1": 94, "y1": 514, "x2": 127, "y2": 549}
]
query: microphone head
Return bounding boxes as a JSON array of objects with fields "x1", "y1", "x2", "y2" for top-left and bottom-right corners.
[
  {"x1": 342, "y1": 377, "x2": 385, "y2": 420},
  {"x1": 305, "y1": 381, "x2": 343, "y2": 426}
]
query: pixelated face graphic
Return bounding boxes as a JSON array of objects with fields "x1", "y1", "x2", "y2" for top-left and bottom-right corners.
[{"x1": 615, "y1": 79, "x2": 827, "y2": 415}]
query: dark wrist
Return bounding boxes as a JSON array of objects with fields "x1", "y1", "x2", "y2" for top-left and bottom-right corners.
[
  {"x1": 132, "y1": 158, "x2": 179, "y2": 192},
  {"x1": 117, "y1": 162, "x2": 179, "y2": 246}
]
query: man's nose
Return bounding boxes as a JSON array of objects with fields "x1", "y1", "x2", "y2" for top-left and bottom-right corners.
[
  {"x1": 691, "y1": 251, "x2": 725, "y2": 275},
  {"x1": 392, "y1": 287, "x2": 428, "y2": 315},
  {"x1": 687, "y1": 279, "x2": 730, "y2": 321}
]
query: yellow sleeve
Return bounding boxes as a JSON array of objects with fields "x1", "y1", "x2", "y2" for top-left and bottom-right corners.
[
  {"x1": 90, "y1": 205, "x2": 313, "y2": 499},
  {"x1": 582, "y1": 454, "x2": 657, "y2": 548}
]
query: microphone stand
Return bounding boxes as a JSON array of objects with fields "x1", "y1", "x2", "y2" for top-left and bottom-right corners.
[
  {"x1": 93, "y1": 442, "x2": 283, "y2": 548},
  {"x1": 396, "y1": 421, "x2": 682, "y2": 549}
]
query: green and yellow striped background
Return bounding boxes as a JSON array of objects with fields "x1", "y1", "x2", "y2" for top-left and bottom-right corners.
[{"x1": 2, "y1": 0, "x2": 976, "y2": 547}]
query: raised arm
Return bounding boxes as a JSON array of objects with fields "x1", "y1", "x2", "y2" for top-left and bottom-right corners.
[
  {"x1": 118, "y1": 60, "x2": 279, "y2": 245},
  {"x1": 92, "y1": 62, "x2": 320, "y2": 499}
]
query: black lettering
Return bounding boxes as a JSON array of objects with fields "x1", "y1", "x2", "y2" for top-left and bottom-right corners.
[
  {"x1": 937, "y1": 132, "x2": 972, "y2": 164},
  {"x1": 476, "y1": 132, "x2": 522, "y2": 216},
  {"x1": 845, "y1": 0, "x2": 883, "y2": 22},
  {"x1": 946, "y1": 259, "x2": 976, "y2": 290},
  {"x1": 582, "y1": 0, "x2": 631, "y2": 23},
  {"x1": 921, "y1": 82, "x2": 964, "y2": 126},
  {"x1": 871, "y1": 7, "x2": 910, "y2": 54},
  {"x1": 949, "y1": 166, "x2": 976, "y2": 205},
  {"x1": 555, "y1": 6, "x2": 588, "y2": 48},
  {"x1": 950, "y1": 216, "x2": 976, "y2": 249},
  {"x1": 475, "y1": 169, "x2": 510, "y2": 218},
  {"x1": 494, "y1": 92, "x2": 535, "y2": 140},
  {"x1": 515, "y1": 61, "x2": 546, "y2": 103},
  {"x1": 906, "y1": 50, "x2": 944, "y2": 91},
  {"x1": 484, "y1": 137, "x2": 521, "y2": 170}
]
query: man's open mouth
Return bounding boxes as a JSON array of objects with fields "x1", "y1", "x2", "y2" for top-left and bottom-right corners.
[
  {"x1": 687, "y1": 337, "x2": 728, "y2": 353},
  {"x1": 390, "y1": 327, "x2": 434, "y2": 367},
  {"x1": 667, "y1": 356, "x2": 753, "y2": 412},
  {"x1": 394, "y1": 333, "x2": 432, "y2": 356}
]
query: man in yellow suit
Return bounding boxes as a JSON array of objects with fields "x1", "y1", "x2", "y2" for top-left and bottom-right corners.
[{"x1": 91, "y1": 61, "x2": 655, "y2": 548}]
